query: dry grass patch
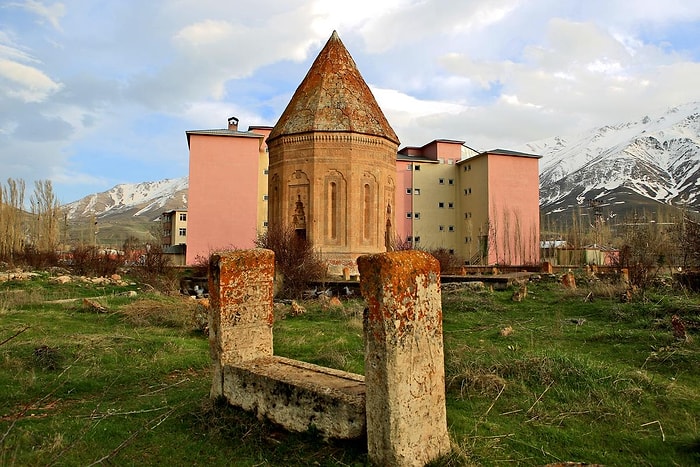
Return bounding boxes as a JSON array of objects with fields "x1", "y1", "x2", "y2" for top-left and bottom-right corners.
[{"x1": 118, "y1": 296, "x2": 199, "y2": 330}]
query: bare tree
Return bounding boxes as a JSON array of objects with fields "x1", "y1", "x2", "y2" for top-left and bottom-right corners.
[
  {"x1": 0, "y1": 178, "x2": 26, "y2": 262},
  {"x1": 29, "y1": 180, "x2": 62, "y2": 252}
]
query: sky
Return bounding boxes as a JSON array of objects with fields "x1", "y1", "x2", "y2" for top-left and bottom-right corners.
[{"x1": 2, "y1": 0, "x2": 700, "y2": 204}]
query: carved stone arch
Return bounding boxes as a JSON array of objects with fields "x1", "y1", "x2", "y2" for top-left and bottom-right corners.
[
  {"x1": 323, "y1": 169, "x2": 347, "y2": 245},
  {"x1": 360, "y1": 171, "x2": 379, "y2": 245},
  {"x1": 384, "y1": 174, "x2": 396, "y2": 251},
  {"x1": 288, "y1": 170, "x2": 310, "y2": 238},
  {"x1": 269, "y1": 174, "x2": 281, "y2": 228}
]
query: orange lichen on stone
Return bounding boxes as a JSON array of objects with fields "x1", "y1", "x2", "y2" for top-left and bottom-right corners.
[
  {"x1": 268, "y1": 31, "x2": 398, "y2": 145},
  {"x1": 358, "y1": 250, "x2": 451, "y2": 466},
  {"x1": 208, "y1": 249, "x2": 275, "y2": 368}
]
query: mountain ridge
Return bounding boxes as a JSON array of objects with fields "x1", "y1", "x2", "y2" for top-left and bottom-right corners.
[{"x1": 525, "y1": 101, "x2": 700, "y2": 218}]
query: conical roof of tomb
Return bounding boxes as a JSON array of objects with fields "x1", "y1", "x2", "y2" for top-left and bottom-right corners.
[{"x1": 268, "y1": 31, "x2": 399, "y2": 145}]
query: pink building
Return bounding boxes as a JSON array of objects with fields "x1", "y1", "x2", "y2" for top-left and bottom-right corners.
[
  {"x1": 186, "y1": 125, "x2": 541, "y2": 267},
  {"x1": 185, "y1": 117, "x2": 271, "y2": 264},
  {"x1": 395, "y1": 143, "x2": 541, "y2": 265}
]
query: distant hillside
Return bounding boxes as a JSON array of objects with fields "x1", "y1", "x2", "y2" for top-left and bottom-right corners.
[
  {"x1": 63, "y1": 177, "x2": 188, "y2": 247},
  {"x1": 525, "y1": 102, "x2": 700, "y2": 222}
]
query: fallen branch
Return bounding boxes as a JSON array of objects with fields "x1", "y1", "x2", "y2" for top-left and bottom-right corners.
[
  {"x1": 0, "y1": 326, "x2": 29, "y2": 347},
  {"x1": 81, "y1": 405, "x2": 171, "y2": 419},
  {"x1": 641, "y1": 420, "x2": 665, "y2": 442},
  {"x1": 526, "y1": 381, "x2": 554, "y2": 414},
  {"x1": 484, "y1": 384, "x2": 506, "y2": 417},
  {"x1": 138, "y1": 378, "x2": 190, "y2": 397},
  {"x1": 86, "y1": 405, "x2": 179, "y2": 466}
]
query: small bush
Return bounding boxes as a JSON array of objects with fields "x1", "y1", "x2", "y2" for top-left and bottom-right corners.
[
  {"x1": 426, "y1": 247, "x2": 462, "y2": 274},
  {"x1": 70, "y1": 245, "x2": 122, "y2": 276},
  {"x1": 255, "y1": 224, "x2": 326, "y2": 298}
]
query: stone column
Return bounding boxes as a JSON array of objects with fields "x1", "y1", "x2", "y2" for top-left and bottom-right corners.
[
  {"x1": 358, "y1": 250, "x2": 451, "y2": 466},
  {"x1": 208, "y1": 249, "x2": 275, "y2": 397}
]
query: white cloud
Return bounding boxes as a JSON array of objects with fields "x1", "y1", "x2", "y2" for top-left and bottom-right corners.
[
  {"x1": 7, "y1": 0, "x2": 65, "y2": 31},
  {"x1": 373, "y1": 87, "x2": 466, "y2": 116},
  {"x1": 174, "y1": 20, "x2": 235, "y2": 46},
  {"x1": 0, "y1": 58, "x2": 62, "y2": 102}
]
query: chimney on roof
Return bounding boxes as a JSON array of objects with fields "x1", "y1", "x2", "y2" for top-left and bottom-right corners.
[{"x1": 227, "y1": 116, "x2": 239, "y2": 131}]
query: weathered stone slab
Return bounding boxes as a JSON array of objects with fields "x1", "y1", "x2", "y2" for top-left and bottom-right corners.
[
  {"x1": 223, "y1": 356, "x2": 366, "y2": 439},
  {"x1": 358, "y1": 250, "x2": 451, "y2": 466},
  {"x1": 208, "y1": 249, "x2": 275, "y2": 397}
]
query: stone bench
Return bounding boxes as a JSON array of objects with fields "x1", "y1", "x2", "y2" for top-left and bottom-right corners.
[
  {"x1": 221, "y1": 355, "x2": 365, "y2": 439},
  {"x1": 209, "y1": 248, "x2": 450, "y2": 466}
]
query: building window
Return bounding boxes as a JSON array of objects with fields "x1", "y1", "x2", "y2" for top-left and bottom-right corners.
[
  {"x1": 179, "y1": 213, "x2": 187, "y2": 221},
  {"x1": 463, "y1": 164, "x2": 471, "y2": 172},
  {"x1": 179, "y1": 228, "x2": 186, "y2": 236},
  {"x1": 263, "y1": 194, "x2": 268, "y2": 201},
  {"x1": 439, "y1": 178, "x2": 445, "y2": 184},
  {"x1": 449, "y1": 249, "x2": 455, "y2": 255},
  {"x1": 448, "y1": 179, "x2": 454, "y2": 185},
  {"x1": 414, "y1": 212, "x2": 421, "y2": 219},
  {"x1": 263, "y1": 221, "x2": 268, "y2": 227},
  {"x1": 464, "y1": 188, "x2": 472, "y2": 195},
  {"x1": 406, "y1": 163, "x2": 413, "y2": 170},
  {"x1": 465, "y1": 236, "x2": 472, "y2": 243},
  {"x1": 439, "y1": 225, "x2": 444, "y2": 231},
  {"x1": 415, "y1": 165, "x2": 421, "y2": 171},
  {"x1": 406, "y1": 212, "x2": 412, "y2": 218},
  {"x1": 465, "y1": 212, "x2": 472, "y2": 219},
  {"x1": 448, "y1": 202, "x2": 454, "y2": 209},
  {"x1": 448, "y1": 159, "x2": 455, "y2": 165},
  {"x1": 439, "y1": 158, "x2": 445, "y2": 164},
  {"x1": 414, "y1": 188, "x2": 420, "y2": 195},
  {"x1": 414, "y1": 236, "x2": 421, "y2": 242},
  {"x1": 406, "y1": 188, "x2": 412, "y2": 194},
  {"x1": 438, "y1": 202, "x2": 445, "y2": 208},
  {"x1": 407, "y1": 236, "x2": 413, "y2": 242},
  {"x1": 448, "y1": 225, "x2": 455, "y2": 232},
  {"x1": 263, "y1": 168, "x2": 269, "y2": 174}
]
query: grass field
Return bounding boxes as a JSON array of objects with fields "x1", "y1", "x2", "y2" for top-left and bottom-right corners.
[{"x1": 1, "y1": 271, "x2": 699, "y2": 466}]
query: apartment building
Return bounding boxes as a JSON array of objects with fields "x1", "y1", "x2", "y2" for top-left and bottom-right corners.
[
  {"x1": 186, "y1": 125, "x2": 540, "y2": 266},
  {"x1": 185, "y1": 117, "x2": 271, "y2": 264},
  {"x1": 160, "y1": 209, "x2": 188, "y2": 247},
  {"x1": 396, "y1": 141, "x2": 541, "y2": 265}
]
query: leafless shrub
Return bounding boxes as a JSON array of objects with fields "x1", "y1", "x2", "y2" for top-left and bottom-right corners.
[
  {"x1": 131, "y1": 245, "x2": 179, "y2": 293},
  {"x1": 426, "y1": 247, "x2": 462, "y2": 274},
  {"x1": 255, "y1": 224, "x2": 326, "y2": 298},
  {"x1": 70, "y1": 245, "x2": 122, "y2": 276}
]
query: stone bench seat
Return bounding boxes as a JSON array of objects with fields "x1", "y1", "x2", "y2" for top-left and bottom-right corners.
[{"x1": 222, "y1": 355, "x2": 366, "y2": 439}]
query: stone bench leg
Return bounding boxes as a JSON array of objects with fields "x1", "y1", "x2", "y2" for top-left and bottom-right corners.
[
  {"x1": 358, "y1": 250, "x2": 451, "y2": 467},
  {"x1": 208, "y1": 249, "x2": 275, "y2": 397}
]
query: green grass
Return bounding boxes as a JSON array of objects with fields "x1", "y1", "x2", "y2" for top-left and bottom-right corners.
[{"x1": 1, "y1": 273, "x2": 699, "y2": 466}]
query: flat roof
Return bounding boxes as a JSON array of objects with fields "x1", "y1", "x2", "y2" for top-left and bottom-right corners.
[
  {"x1": 458, "y1": 148, "x2": 541, "y2": 163},
  {"x1": 185, "y1": 129, "x2": 267, "y2": 148}
]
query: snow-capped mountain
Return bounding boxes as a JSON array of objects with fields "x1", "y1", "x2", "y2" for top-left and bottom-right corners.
[
  {"x1": 526, "y1": 102, "x2": 700, "y2": 218},
  {"x1": 64, "y1": 176, "x2": 188, "y2": 221}
]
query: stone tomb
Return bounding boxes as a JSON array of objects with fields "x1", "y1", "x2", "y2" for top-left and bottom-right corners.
[{"x1": 208, "y1": 249, "x2": 450, "y2": 466}]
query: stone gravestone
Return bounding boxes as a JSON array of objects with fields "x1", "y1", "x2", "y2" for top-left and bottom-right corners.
[{"x1": 358, "y1": 250, "x2": 451, "y2": 466}]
